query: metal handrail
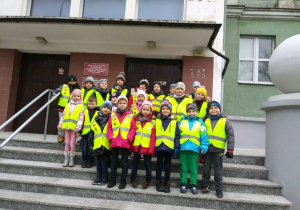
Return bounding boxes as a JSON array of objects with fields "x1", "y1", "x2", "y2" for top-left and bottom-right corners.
[{"x1": 0, "y1": 90, "x2": 61, "y2": 149}]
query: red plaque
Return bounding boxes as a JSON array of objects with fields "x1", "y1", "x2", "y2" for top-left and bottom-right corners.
[{"x1": 83, "y1": 63, "x2": 109, "y2": 76}]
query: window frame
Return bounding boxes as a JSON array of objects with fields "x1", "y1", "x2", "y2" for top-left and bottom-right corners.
[{"x1": 238, "y1": 36, "x2": 275, "y2": 85}]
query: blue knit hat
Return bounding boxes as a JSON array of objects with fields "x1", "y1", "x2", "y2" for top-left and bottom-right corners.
[
  {"x1": 193, "y1": 81, "x2": 201, "y2": 88},
  {"x1": 169, "y1": 83, "x2": 176, "y2": 89},
  {"x1": 186, "y1": 103, "x2": 197, "y2": 112},
  {"x1": 101, "y1": 100, "x2": 113, "y2": 110},
  {"x1": 209, "y1": 100, "x2": 221, "y2": 112},
  {"x1": 160, "y1": 101, "x2": 172, "y2": 113}
]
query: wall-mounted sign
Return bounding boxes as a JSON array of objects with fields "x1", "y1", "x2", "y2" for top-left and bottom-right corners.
[
  {"x1": 58, "y1": 67, "x2": 64, "y2": 75},
  {"x1": 83, "y1": 63, "x2": 109, "y2": 76},
  {"x1": 158, "y1": 81, "x2": 167, "y2": 86}
]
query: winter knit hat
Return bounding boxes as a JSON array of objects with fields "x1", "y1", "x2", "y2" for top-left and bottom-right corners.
[
  {"x1": 71, "y1": 89, "x2": 82, "y2": 101},
  {"x1": 209, "y1": 100, "x2": 221, "y2": 112},
  {"x1": 98, "y1": 79, "x2": 108, "y2": 88},
  {"x1": 68, "y1": 74, "x2": 77, "y2": 82},
  {"x1": 117, "y1": 95, "x2": 128, "y2": 104},
  {"x1": 85, "y1": 76, "x2": 95, "y2": 85},
  {"x1": 169, "y1": 83, "x2": 176, "y2": 89},
  {"x1": 160, "y1": 101, "x2": 172, "y2": 112},
  {"x1": 141, "y1": 100, "x2": 152, "y2": 110},
  {"x1": 139, "y1": 79, "x2": 149, "y2": 89},
  {"x1": 111, "y1": 92, "x2": 117, "y2": 98},
  {"x1": 153, "y1": 81, "x2": 162, "y2": 89},
  {"x1": 102, "y1": 100, "x2": 113, "y2": 110},
  {"x1": 137, "y1": 89, "x2": 146, "y2": 98},
  {"x1": 175, "y1": 82, "x2": 185, "y2": 91},
  {"x1": 186, "y1": 103, "x2": 197, "y2": 112},
  {"x1": 196, "y1": 87, "x2": 207, "y2": 98},
  {"x1": 193, "y1": 81, "x2": 201, "y2": 88},
  {"x1": 116, "y1": 72, "x2": 126, "y2": 83}
]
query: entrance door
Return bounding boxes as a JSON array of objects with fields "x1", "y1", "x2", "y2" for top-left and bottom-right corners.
[
  {"x1": 13, "y1": 54, "x2": 70, "y2": 134},
  {"x1": 126, "y1": 58, "x2": 182, "y2": 94}
]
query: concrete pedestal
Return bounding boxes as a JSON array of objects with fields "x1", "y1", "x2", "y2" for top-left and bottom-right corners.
[{"x1": 261, "y1": 93, "x2": 300, "y2": 210}]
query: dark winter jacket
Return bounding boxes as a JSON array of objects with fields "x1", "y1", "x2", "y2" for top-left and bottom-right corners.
[
  {"x1": 155, "y1": 116, "x2": 180, "y2": 154},
  {"x1": 109, "y1": 84, "x2": 131, "y2": 100},
  {"x1": 88, "y1": 112, "x2": 111, "y2": 156},
  {"x1": 205, "y1": 114, "x2": 235, "y2": 153}
]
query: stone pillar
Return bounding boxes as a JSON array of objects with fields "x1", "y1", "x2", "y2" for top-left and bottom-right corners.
[{"x1": 261, "y1": 34, "x2": 300, "y2": 209}]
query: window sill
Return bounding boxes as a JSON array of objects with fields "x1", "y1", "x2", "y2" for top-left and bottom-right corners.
[{"x1": 238, "y1": 81, "x2": 274, "y2": 86}]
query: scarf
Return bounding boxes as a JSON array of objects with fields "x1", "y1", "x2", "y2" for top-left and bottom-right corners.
[
  {"x1": 195, "y1": 99, "x2": 204, "y2": 111},
  {"x1": 116, "y1": 108, "x2": 127, "y2": 118},
  {"x1": 151, "y1": 90, "x2": 164, "y2": 97},
  {"x1": 95, "y1": 112, "x2": 110, "y2": 131},
  {"x1": 209, "y1": 113, "x2": 223, "y2": 120},
  {"x1": 138, "y1": 114, "x2": 152, "y2": 123}
]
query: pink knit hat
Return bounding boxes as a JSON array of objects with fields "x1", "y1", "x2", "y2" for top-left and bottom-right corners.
[
  {"x1": 141, "y1": 100, "x2": 152, "y2": 110},
  {"x1": 71, "y1": 89, "x2": 82, "y2": 102}
]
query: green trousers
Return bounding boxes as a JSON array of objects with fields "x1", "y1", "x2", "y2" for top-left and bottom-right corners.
[{"x1": 179, "y1": 150, "x2": 199, "y2": 185}]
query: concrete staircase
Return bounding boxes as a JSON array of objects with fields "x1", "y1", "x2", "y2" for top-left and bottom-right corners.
[{"x1": 0, "y1": 133, "x2": 292, "y2": 209}]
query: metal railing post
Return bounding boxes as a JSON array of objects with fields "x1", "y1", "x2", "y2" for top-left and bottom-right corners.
[{"x1": 43, "y1": 91, "x2": 52, "y2": 140}]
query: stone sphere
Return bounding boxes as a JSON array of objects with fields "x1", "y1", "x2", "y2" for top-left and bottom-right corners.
[{"x1": 269, "y1": 34, "x2": 300, "y2": 94}]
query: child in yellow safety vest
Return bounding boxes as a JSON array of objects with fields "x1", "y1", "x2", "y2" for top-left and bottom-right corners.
[
  {"x1": 130, "y1": 89, "x2": 146, "y2": 117},
  {"x1": 95, "y1": 79, "x2": 110, "y2": 108},
  {"x1": 194, "y1": 86, "x2": 211, "y2": 120},
  {"x1": 88, "y1": 100, "x2": 113, "y2": 186},
  {"x1": 107, "y1": 96, "x2": 136, "y2": 190},
  {"x1": 165, "y1": 83, "x2": 176, "y2": 101},
  {"x1": 155, "y1": 101, "x2": 180, "y2": 193},
  {"x1": 130, "y1": 101, "x2": 156, "y2": 190},
  {"x1": 78, "y1": 96, "x2": 100, "y2": 168},
  {"x1": 178, "y1": 103, "x2": 208, "y2": 195},
  {"x1": 81, "y1": 76, "x2": 97, "y2": 110},
  {"x1": 57, "y1": 89, "x2": 84, "y2": 167},
  {"x1": 149, "y1": 81, "x2": 165, "y2": 117},
  {"x1": 202, "y1": 101, "x2": 235, "y2": 198}
]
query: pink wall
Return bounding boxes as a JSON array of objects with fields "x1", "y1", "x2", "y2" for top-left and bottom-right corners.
[{"x1": 69, "y1": 53, "x2": 126, "y2": 90}]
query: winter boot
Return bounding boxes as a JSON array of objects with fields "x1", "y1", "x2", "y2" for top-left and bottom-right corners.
[
  {"x1": 180, "y1": 183, "x2": 187, "y2": 193},
  {"x1": 156, "y1": 181, "x2": 164, "y2": 192},
  {"x1": 92, "y1": 172, "x2": 101, "y2": 185},
  {"x1": 69, "y1": 152, "x2": 75, "y2": 167},
  {"x1": 216, "y1": 190, "x2": 223, "y2": 198},
  {"x1": 58, "y1": 135, "x2": 64, "y2": 143},
  {"x1": 81, "y1": 159, "x2": 87, "y2": 168},
  {"x1": 191, "y1": 185, "x2": 198, "y2": 195},
  {"x1": 164, "y1": 182, "x2": 171, "y2": 193},
  {"x1": 107, "y1": 177, "x2": 116, "y2": 188},
  {"x1": 142, "y1": 181, "x2": 150, "y2": 189},
  {"x1": 87, "y1": 159, "x2": 93, "y2": 168},
  {"x1": 119, "y1": 179, "x2": 127, "y2": 189},
  {"x1": 100, "y1": 174, "x2": 108, "y2": 186},
  {"x1": 62, "y1": 151, "x2": 70, "y2": 167}
]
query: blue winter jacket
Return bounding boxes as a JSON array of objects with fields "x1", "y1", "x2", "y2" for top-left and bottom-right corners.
[
  {"x1": 178, "y1": 116, "x2": 209, "y2": 154},
  {"x1": 155, "y1": 116, "x2": 180, "y2": 154}
]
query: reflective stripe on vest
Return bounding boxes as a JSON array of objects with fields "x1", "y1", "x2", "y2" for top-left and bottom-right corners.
[
  {"x1": 61, "y1": 103, "x2": 84, "y2": 130},
  {"x1": 95, "y1": 91, "x2": 110, "y2": 108},
  {"x1": 205, "y1": 118, "x2": 227, "y2": 149},
  {"x1": 81, "y1": 110, "x2": 99, "y2": 135},
  {"x1": 169, "y1": 97, "x2": 193, "y2": 121},
  {"x1": 81, "y1": 89, "x2": 96, "y2": 109},
  {"x1": 149, "y1": 94, "x2": 165, "y2": 112},
  {"x1": 91, "y1": 121, "x2": 110, "y2": 150},
  {"x1": 132, "y1": 92, "x2": 149, "y2": 105},
  {"x1": 155, "y1": 118, "x2": 176, "y2": 149},
  {"x1": 131, "y1": 104, "x2": 140, "y2": 116},
  {"x1": 197, "y1": 101, "x2": 207, "y2": 119},
  {"x1": 58, "y1": 84, "x2": 70, "y2": 107},
  {"x1": 111, "y1": 113, "x2": 133, "y2": 139},
  {"x1": 133, "y1": 121, "x2": 155, "y2": 148},
  {"x1": 180, "y1": 119, "x2": 201, "y2": 146},
  {"x1": 111, "y1": 88, "x2": 128, "y2": 98}
]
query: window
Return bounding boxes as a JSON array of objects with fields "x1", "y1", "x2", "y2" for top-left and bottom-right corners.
[
  {"x1": 239, "y1": 37, "x2": 274, "y2": 84},
  {"x1": 83, "y1": 0, "x2": 126, "y2": 19},
  {"x1": 31, "y1": 0, "x2": 70, "y2": 17},
  {"x1": 138, "y1": 0, "x2": 183, "y2": 21}
]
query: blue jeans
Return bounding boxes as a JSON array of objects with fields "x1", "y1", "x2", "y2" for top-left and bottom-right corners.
[
  {"x1": 81, "y1": 135, "x2": 93, "y2": 162},
  {"x1": 110, "y1": 147, "x2": 130, "y2": 180},
  {"x1": 97, "y1": 155, "x2": 108, "y2": 178},
  {"x1": 131, "y1": 152, "x2": 152, "y2": 182}
]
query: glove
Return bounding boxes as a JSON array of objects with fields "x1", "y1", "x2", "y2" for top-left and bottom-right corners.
[
  {"x1": 173, "y1": 148, "x2": 179, "y2": 158},
  {"x1": 225, "y1": 150, "x2": 233, "y2": 158}
]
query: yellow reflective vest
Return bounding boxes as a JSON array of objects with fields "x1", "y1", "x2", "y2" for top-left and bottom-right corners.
[
  {"x1": 155, "y1": 118, "x2": 176, "y2": 149},
  {"x1": 180, "y1": 119, "x2": 201, "y2": 146},
  {"x1": 111, "y1": 113, "x2": 133, "y2": 139},
  {"x1": 149, "y1": 94, "x2": 165, "y2": 113},
  {"x1": 132, "y1": 91, "x2": 149, "y2": 105},
  {"x1": 58, "y1": 84, "x2": 70, "y2": 108},
  {"x1": 196, "y1": 101, "x2": 207, "y2": 119},
  {"x1": 95, "y1": 91, "x2": 110, "y2": 108},
  {"x1": 111, "y1": 88, "x2": 128, "y2": 98},
  {"x1": 131, "y1": 104, "x2": 140, "y2": 116},
  {"x1": 133, "y1": 121, "x2": 155, "y2": 148},
  {"x1": 81, "y1": 110, "x2": 99, "y2": 135},
  {"x1": 205, "y1": 118, "x2": 227, "y2": 150},
  {"x1": 91, "y1": 121, "x2": 110, "y2": 150},
  {"x1": 81, "y1": 88, "x2": 96, "y2": 109},
  {"x1": 61, "y1": 103, "x2": 84, "y2": 130},
  {"x1": 169, "y1": 97, "x2": 193, "y2": 121}
]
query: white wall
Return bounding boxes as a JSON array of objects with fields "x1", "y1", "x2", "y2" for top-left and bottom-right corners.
[{"x1": 0, "y1": 0, "x2": 31, "y2": 16}]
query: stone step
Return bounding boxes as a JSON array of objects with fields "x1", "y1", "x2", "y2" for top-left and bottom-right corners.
[
  {"x1": 0, "y1": 137, "x2": 265, "y2": 166},
  {"x1": 0, "y1": 159, "x2": 277, "y2": 195},
  {"x1": 0, "y1": 176, "x2": 291, "y2": 210},
  {"x1": 0, "y1": 146, "x2": 268, "y2": 179},
  {"x1": 0, "y1": 189, "x2": 206, "y2": 210}
]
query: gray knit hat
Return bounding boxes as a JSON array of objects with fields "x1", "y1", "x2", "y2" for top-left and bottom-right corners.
[
  {"x1": 169, "y1": 83, "x2": 176, "y2": 89},
  {"x1": 175, "y1": 82, "x2": 185, "y2": 91},
  {"x1": 102, "y1": 100, "x2": 113, "y2": 110},
  {"x1": 85, "y1": 76, "x2": 95, "y2": 86},
  {"x1": 98, "y1": 79, "x2": 108, "y2": 88}
]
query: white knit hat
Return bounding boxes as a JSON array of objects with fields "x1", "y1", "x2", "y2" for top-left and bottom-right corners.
[
  {"x1": 117, "y1": 95, "x2": 128, "y2": 103},
  {"x1": 137, "y1": 89, "x2": 146, "y2": 97}
]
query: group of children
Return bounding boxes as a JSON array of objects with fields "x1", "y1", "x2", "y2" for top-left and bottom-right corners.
[{"x1": 55, "y1": 72, "x2": 235, "y2": 198}]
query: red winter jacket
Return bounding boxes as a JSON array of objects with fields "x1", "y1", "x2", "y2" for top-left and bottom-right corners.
[
  {"x1": 107, "y1": 110, "x2": 136, "y2": 149},
  {"x1": 128, "y1": 87, "x2": 150, "y2": 108},
  {"x1": 132, "y1": 115, "x2": 156, "y2": 156}
]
